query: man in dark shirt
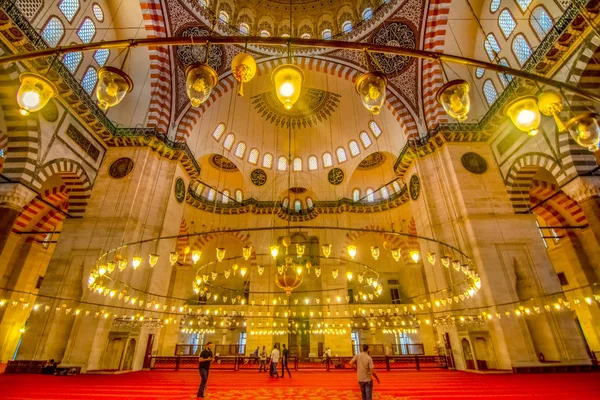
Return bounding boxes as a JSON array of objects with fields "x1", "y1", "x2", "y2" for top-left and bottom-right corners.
[
  {"x1": 281, "y1": 344, "x2": 292, "y2": 378},
  {"x1": 197, "y1": 342, "x2": 214, "y2": 398}
]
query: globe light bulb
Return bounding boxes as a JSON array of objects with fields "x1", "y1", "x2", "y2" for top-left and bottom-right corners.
[
  {"x1": 505, "y1": 96, "x2": 541, "y2": 136},
  {"x1": 16, "y1": 73, "x2": 57, "y2": 115},
  {"x1": 271, "y1": 64, "x2": 304, "y2": 110},
  {"x1": 132, "y1": 256, "x2": 142, "y2": 270},
  {"x1": 346, "y1": 271, "x2": 353, "y2": 281},
  {"x1": 410, "y1": 251, "x2": 421, "y2": 263},
  {"x1": 279, "y1": 82, "x2": 295, "y2": 97}
]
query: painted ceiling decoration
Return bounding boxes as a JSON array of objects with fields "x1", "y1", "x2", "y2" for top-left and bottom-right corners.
[
  {"x1": 251, "y1": 87, "x2": 341, "y2": 128},
  {"x1": 357, "y1": 152, "x2": 386, "y2": 170},
  {"x1": 210, "y1": 154, "x2": 239, "y2": 172}
]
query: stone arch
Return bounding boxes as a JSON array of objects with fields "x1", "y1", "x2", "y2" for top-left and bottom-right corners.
[
  {"x1": 504, "y1": 153, "x2": 568, "y2": 214},
  {"x1": 32, "y1": 158, "x2": 92, "y2": 218},
  {"x1": 175, "y1": 57, "x2": 419, "y2": 141}
]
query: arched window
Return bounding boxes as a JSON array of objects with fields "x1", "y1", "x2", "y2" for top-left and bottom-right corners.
[
  {"x1": 308, "y1": 155, "x2": 318, "y2": 171},
  {"x1": 92, "y1": 3, "x2": 104, "y2": 22},
  {"x1": 359, "y1": 131, "x2": 372, "y2": 148},
  {"x1": 483, "y1": 79, "x2": 498, "y2": 106},
  {"x1": 41, "y1": 17, "x2": 65, "y2": 47},
  {"x1": 381, "y1": 187, "x2": 390, "y2": 199},
  {"x1": 498, "y1": 58, "x2": 512, "y2": 87},
  {"x1": 369, "y1": 121, "x2": 382, "y2": 138},
  {"x1": 362, "y1": 8, "x2": 373, "y2": 20},
  {"x1": 531, "y1": 6, "x2": 553, "y2": 40},
  {"x1": 59, "y1": 0, "x2": 80, "y2": 22},
  {"x1": 94, "y1": 49, "x2": 109, "y2": 66},
  {"x1": 352, "y1": 189, "x2": 360, "y2": 202},
  {"x1": 198, "y1": 0, "x2": 208, "y2": 6},
  {"x1": 392, "y1": 181, "x2": 401, "y2": 193},
  {"x1": 322, "y1": 29, "x2": 332, "y2": 40},
  {"x1": 212, "y1": 123, "x2": 225, "y2": 141},
  {"x1": 336, "y1": 147, "x2": 347, "y2": 163},
  {"x1": 222, "y1": 190, "x2": 230, "y2": 204},
  {"x1": 342, "y1": 21, "x2": 352, "y2": 34},
  {"x1": 194, "y1": 182, "x2": 204, "y2": 197},
  {"x1": 323, "y1": 152, "x2": 333, "y2": 167},
  {"x1": 301, "y1": 33, "x2": 311, "y2": 39},
  {"x1": 512, "y1": 34, "x2": 532, "y2": 66},
  {"x1": 248, "y1": 148, "x2": 259, "y2": 164},
  {"x1": 306, "y1": 197, "x2": 314, "y2": 209},
  {"x1": 366, "y1": 188, "x2": 375, "y2": 202},
  {"x1": 490, "y1": 0, "x2": 500, "y2": 13},
  {"x1": 234, "y1": 142, "x2": 247, "y2": 158},
  {"x1": 281, "y1": 33, "x2": 290, "y2": 38},
  {"x1": 475, "y1": 68, "x2": 485, "y2": 78},
  {"x1": 278, "y1": 156, "x2": 288, "y2": 171},
  {"x1": 63, "y1": 52, "x2": 82, "y2": 73},
  {"x1": 260, "y1": 30, "x2": 270, "y2": 37},
  {"x1": 81, "y1": 67, "x2": 98, "y2": 94},
  {"x1": 498, "y1": 9, "x2": 516, "y2": 39},
  {"x1": 282, "y1": 197, "x2": 289, "y2": 208},
  {"x1": 207, "y1": 188, "x2": 216, "y2": 201},
  {"x1": 239, "y1": 22, "x2": 250, "y2": 35},
  {"x1": 515, "y1": 0, "x2": 532, "y2": 12},
  {"x1": 294, "y1": 200, "x2": 302, "y2": 212},
  {"x1": 218, "y1": 11, "x2": 230, "y2": 23},
  {"x1": 235, "y1": 189, "x2": 243, "y2": 203},
  {"x1": 77, "y1": 18, "x2": 96, "y2": 43},
  {"x1": 223, "y1": 133, "x2": 235, "y2": 150},
  {"x1": 263, "y1": 153, "x2": 273, "y2": 169},
  {"x1": 293, "y1": 157, "x2": 303, "y2": 171},
  {"x1": 484, "y1": 34, "x2": 501, "y2": 61},
  {"x1": 349, "y1": 140, "x2": 360, "y2": 157}
]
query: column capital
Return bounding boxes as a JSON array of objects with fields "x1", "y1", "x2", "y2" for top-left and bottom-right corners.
[
  {"x1": 562, "y1": 176, "x2": 600, "y2": 203},
  {"x1": 0, "y1": 183, "x2": 37, "y2": 211}
]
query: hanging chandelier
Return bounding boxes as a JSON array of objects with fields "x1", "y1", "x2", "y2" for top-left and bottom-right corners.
[
  {"x1": 186, "y1": 62, "x2": 219, "y2": 107},
  {"x1": 436, "y1": 79, "x2": 471, "y2": 122},
  {"x1": 271, "y1": 64, "x2": 304, "y2": 110},
  {"x1": 16, "y1": 73, "x2": 57, "y2": 116}
]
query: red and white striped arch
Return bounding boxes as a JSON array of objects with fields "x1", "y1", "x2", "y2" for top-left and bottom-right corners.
[
  {"x1": 12, "y1": 186, "x2": 69, "y2": 243},
  {"x1": 140, "y1": 0, "x2": 172, "y2": 135},
  {"x1": 529, "y1": 179, "x2": 587, "y2": 232},
  {"x1": 175, "y1": 57, "x2": 420, "y2": 141}
]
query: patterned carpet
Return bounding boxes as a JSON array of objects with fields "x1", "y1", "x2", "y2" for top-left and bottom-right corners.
[{"x1": 0, "y1": 369, "x2": 599, "y2": 400}]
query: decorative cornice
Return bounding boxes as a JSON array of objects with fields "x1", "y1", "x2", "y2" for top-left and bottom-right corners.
[
  {"x1": 562, "y1": 175, "x2": 600, "y2": 203},
  {"x1": 0, "y1": 182, "x2": 37, "y2": 210}
]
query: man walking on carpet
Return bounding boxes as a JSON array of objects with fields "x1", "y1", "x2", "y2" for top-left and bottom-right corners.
[
  {"x1": 197, "y1": 342, "x2": 214, "y2": 398},
  {"x1": 281, "y1": 344, "x2": 292, "y2": 378},
  {"x1": 349, "y1": 344, "x2": 380, "y2": 400},
  {"x1": 269, "y1": 344, "x2": 280, "y2": 378}
]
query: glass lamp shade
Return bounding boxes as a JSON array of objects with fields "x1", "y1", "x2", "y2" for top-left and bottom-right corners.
[
  {"x1": 355, "y1": 71, "x2": 387, "y2": 115},
  {"x1": 169, "y1": 251, "x2": 179, "y2": 266},
  {"x1": 370, "y1": 246, "x2": 380, "y2": 260},
  {"x1": 410, "y1": 250, "x2": 421, "y2": 263},
  {"x1": 132, "y1": 256, "x2": 142, "y2": 270},
  {"x1": 537, "y1": 90, "x2": 565, "y2": 132},
  {"x1": 242, "y1": 245, "x2": 253, "y2": 261},
  {"x1": 216, "y1": 247, "x2": 226, "y2": 262},
  {"x1": 270, "y1": 245, "x2": 280, "y2": 259},
  {"x1": 149, "y1": 253, "x2": 159, "y2": 267},
  {"x1": 192, "y1": 250, "x2": 202, "y2": 264},
  {"x1": 231, "y1": 52, "x2": 257, "y2": 96},
  {"x1": 322, "y1": 244, "x2": 332, "y2": 258},
  {"x1": 257, "y1": 265, "x2": 264, "y2": 275},
  {"x1": 436, "y1": 79, "x2": 470, "y2": 122},
  {"x1": 347, "y1": 245, "x2": 357, "y2": 259},
  {"x1": 96, "y1": 67, "x2": 133, "y2": 111},
  {"x1": 565, "y1": 112, "x2": 600, "y2": 151},
  {"x1": 186, "y1": 63, "x2": 219, "y2": 107},
  {"x1": 17, "y1": 73, "x2": 57, "y2": 116},
  {"x1": 504, "y1": 96, "x2": 541, "y2": 136},
  {"x1": 271, "y1": 64, "x2": 304, "y2": 110},
  {"x1": 346, "y1": 271, "x2": 353, "y2": 281},
  {"x1": 296, "y1": 243, "x2": 305, "y2": 257},
  {"x1": 427, "y1": 252, "x2": 436, "y2": 265}
]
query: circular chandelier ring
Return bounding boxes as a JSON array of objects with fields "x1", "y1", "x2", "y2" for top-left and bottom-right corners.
[{"x1": 3, "y1": 36, "x2": 600, "y2": 105}]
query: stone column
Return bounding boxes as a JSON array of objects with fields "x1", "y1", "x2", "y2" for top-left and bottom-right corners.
[
  {"x1": 0, "y1": 183, "x2": 36, "y2": 252},
  {"x1": 563, "y1": 176, "x2": 600, "y2": 247}
]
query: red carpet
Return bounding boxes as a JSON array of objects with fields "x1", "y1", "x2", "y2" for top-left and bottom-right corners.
[{"x1": 0, "y1": 370, "x2": 599, "y2": 400}]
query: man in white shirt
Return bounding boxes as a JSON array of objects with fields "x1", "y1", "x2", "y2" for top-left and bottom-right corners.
[
  {"x1": 349, "y1": 344, "x2": 380, "y2": 400},
  {"x1": 269, "y1": 344, "x2": 280, "y2": 378}
]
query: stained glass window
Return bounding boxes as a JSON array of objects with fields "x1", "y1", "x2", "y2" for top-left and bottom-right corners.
[
  {"x1": 369, "y1": 121, "x2": 382, "y2": 137},
  {"x1": 512, "y1": 34, "x2": 532, "y2": 66},
  {"x1": 531, "y1": 6, "x2": 553, "y2": 40},
  {"x1": 263, "y1": 153, "x2": 273, "y2": 168},
  {"x1": 353, "y1": 189, "x2": 360, "y2": 202},
  {"x1": 260, "y1": 30, "x2": 270, "y2": 37},
  {"x1": 278, "y1": 156, "x2": 287, "y2": 171},
  {"x1": 248, "y1": 148, "x2": 259, "y2": 164},
  {"x1": 59, "y1": 0, "x2": 80, "y2": 22},
  {"x1": 362, "y1": 8, "x2": 373, "y2": 20},
  {"x1": 223, "y1": 133, "x2": 235, "y2": 150},
  {"x1": 282, "y1": 198, "x2": 289, "y2": 208},
  {"x1": 515, "y1": 0, "x2": 532, "y2": 12},
  {"x1": 92, "y1": 3, "x2": 104, "y2": 22},
  {"x1": 483, "y1": 79, "x2": 498, "y2": 106},
  {"x1": 222, "y1": 190, "x2": 230, "y2": 204},
  {"x1": 306, "y1": 197, "x2": 314, "y2": 208},
  {"x1": 498, "y1": 58, "x2": 512, "y2": 87},
  {"x1": 41, "y1": 17, "x2": 64, "y2": 47},
  {"x1": 490, "y1": 0, "x2": 501, "y2": 13},
  {"x1": 476, "y1": 68, "x2": 485, "y2": 78},
  {"x1": 359, "y1": 132, "x2": 372, "y2": 148},
  {"x1": 294, "y1": 200, "x2": 302, "y2": 212},
  {"x1": 212, "y1": 123, "x2": 225, "y2": 141},
  {"x1": 63, "y1": 52, "x2": 82, "y2": 73},
  {"x1": 218, "y1": 11, "x2": 229, "y2": 23},
  {"x1": 235, "y1": 190, "x2": 243, "y2": 203},
  {"x1": 342, "y1": 21, "x2": 352, "y2": 34},
  {"x1": 308, "y1": 155, "x2": 318, "y2": 171},
  {"x1": 392, "y1": 181, "x2": 401, "y2": 192},
  {"x1": 239, "y1": 23, "x2": 250, "y2": 35},
  {"x1": 94, "y1": 49, "x2": 109, "y2": 66},
  {"x1": 336, "y1": 147, "x2": 347, "y2": 163},
  {"x1": 301, "y1": 33, "x2": 311, "y2": 39},
  {"x1": 498, "y1": 9, "x2": 516, "y2": 38},
  {"x1": 381, "y1": 187, "x2": 389, "y2": 199},
  {"x1": 322, "y1": 29, "x2": 332, "y2": 40},
  {"x1": 81, "y1": 67, "x2": 98, "y2": 94},
  {"x1": 484, "y1": 34, "x2": 501, "y2": 61},
  {"x1": 366, "y1": 188, "x2": 374, "y2": 202},
  {"x1": 293, "y1": 157, "x2": 302, "y2": 171},
  {"x1": 349, "y1": 140, "x2": 360, "y2": 157},
  {"x1": 207, "y1": 189, "x2": 216, "y2": 201},
  {"x1": 234, "y1": 142, "x2": 246, "y2": 158},
  {"x1": 323, "y1": 152, "x2": 333, "y2": 167}
]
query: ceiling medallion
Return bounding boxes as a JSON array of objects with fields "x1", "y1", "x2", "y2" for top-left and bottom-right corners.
[
  {"x1": 251, "y1": 169, "x2": 267, "y2": 186},
  {"x1": 251, "y1": 88, "x2": 340, "y2": 129},
  {"x1": 176, "y1": 26, "x2": 223, "y2": 70},
  {"x1": 328, "y1": 168, "x2": 344, "y2": 185},
  {"x1": 409, "y1": 174, "x2": 420, "y2": 200},
  {"x1": 109, "y1": 158, "x2": 134, "y2": 179},
  {"x1": 210, "y1": 154, "x2": 238, "y2": 172},
  {"x1": 174, "y1": 177, "x2": 186, "y2": 203},
  {"x1": 461, "y1": 152, "x2": 488, "y2": 175},
  {"x1": 357, "y1": 152, "x2": 385, "y2": 170}
]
